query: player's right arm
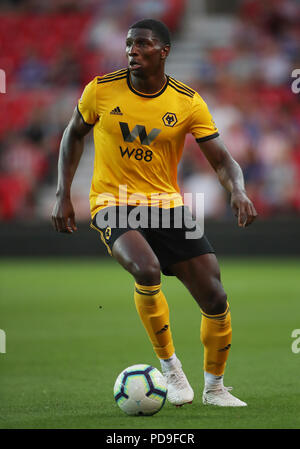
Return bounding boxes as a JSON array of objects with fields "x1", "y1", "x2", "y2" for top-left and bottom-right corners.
[
  {"x1": 51, "y1": 107, "x2": 93, "y2": 233},
  {"x1": 52, "y1": 77, "x2": 98, "y2": 233}
]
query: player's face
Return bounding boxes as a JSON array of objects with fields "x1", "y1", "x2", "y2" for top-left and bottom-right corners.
[{"x1": 126, "y1": 28, "x2": 168, "y2": 76}]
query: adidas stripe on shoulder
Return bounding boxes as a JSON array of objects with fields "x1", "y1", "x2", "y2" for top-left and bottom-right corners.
[
  {"x1": 168, "y1": 77, "x2": 195, "y2": 98},
  {"x1": 97, "y1": 69, "x2": 127, "y2": 84}
]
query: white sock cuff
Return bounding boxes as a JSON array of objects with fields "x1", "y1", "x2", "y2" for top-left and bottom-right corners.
[
  {"x1": 159, "y1": 353, "x2": 178, "y2": 370},
  {"x1": 204, "y1": 371, "x2": 224, "y2": 388}
]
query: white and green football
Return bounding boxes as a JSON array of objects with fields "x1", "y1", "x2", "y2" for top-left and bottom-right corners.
[{"x1": 113, "y1": 364, "x2": 167, "y2": 416}]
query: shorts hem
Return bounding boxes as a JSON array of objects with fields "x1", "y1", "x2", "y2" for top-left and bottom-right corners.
[{"x1": 161, "y1": 250, "x2": 215, "y2": 276}]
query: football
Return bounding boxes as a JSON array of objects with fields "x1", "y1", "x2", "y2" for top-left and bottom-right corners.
[{"x1": 113, "y1": 364, "x2": 167, "y2": 416}]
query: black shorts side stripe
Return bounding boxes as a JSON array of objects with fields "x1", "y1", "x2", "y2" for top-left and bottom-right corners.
[{"x1": 90, "y1": 222, "x2": 112, "y2": 255}]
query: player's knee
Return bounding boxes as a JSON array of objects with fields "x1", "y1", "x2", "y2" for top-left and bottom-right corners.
[
  {"x1": 202, "y1": 286, "x2": 228, "y2": 315},
  {"x1": 130, "y1": 259, "x2": 161, "y2": 285}
]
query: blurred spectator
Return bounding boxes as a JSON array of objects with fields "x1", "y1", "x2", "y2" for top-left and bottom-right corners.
[
  {"x1": 87, "y1": 15, "x2": 128, "y2": 72},
  {"x1": 179, "y1": 137, "x2": 226, "y2": 219},
  {"x1": 17, "y1": 49, "x2": 48, "y2": 89},
  {"x1": 227, "y1": 44, "x2": 258, "y2": 83},
  {"x1": 47, "y1": 47, "x2": 81, "y2": 87},
  {"x1": 0, "y1": 171, "x2": 31, "y2": 220},
  {"x1": 263, "y1": 148, "x2": 296, "y2": 213},
  {"x1": 24, "y1": 107, "x2": 49, "y2": 145},
  {"x1": 257, "y1": 38, "x2": 292, "y2": 86},
  {"x1": 182, "y1": 167, "x2": 226, "y2": 219},
  {"x1": 0, "y1": 135, "x2": 48, "y2": 183}
]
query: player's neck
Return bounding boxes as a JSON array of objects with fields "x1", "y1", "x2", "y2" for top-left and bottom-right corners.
[{"x1": 129, "y1": 72, "x2": 167, "y2": 95}]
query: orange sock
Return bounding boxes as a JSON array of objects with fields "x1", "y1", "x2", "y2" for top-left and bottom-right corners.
[
  {"x1": 134, "y1": 283, "x2": 175, "y2": 359},
  {"x1": 200, "y1": 303, "x2": 232, "y2": 376}
]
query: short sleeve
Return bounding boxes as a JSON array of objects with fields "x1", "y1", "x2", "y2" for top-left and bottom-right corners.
[
  {"x1": 77, "y1": 77, "x2": 98, "y2": 126},
  {"x1": 189, "y1": 92, "x2": 219, "y2": 142}
]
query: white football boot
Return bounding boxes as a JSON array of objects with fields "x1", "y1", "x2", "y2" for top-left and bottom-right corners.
[
  {"x1": 202, "y1": 385, "x2": 247, "y2": 407},
  {"x1": 162, "y1": 359, "x2": 194, "y2": 406}
]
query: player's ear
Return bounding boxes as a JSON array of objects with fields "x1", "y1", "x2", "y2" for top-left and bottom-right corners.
[{"x1": 161, "y1": 45, "x2": 170, "y2": 60}]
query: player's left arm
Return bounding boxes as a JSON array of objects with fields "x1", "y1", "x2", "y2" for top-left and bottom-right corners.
[{"x1": 197, "y1": 136, "x2": 258, "y2": 227}]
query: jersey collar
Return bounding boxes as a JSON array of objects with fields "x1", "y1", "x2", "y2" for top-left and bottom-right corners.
[{"x1": 127, "y1": 69, "x2": 169, "y2": 98}]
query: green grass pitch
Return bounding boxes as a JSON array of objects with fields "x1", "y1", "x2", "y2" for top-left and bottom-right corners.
[{"x1": 0, "y1": 258, "x2": 300, "y2": 429}]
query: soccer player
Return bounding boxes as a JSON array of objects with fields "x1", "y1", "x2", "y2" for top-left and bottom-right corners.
[{"x1": 52, "y1": 19, "x2": 257, "y2": 407}]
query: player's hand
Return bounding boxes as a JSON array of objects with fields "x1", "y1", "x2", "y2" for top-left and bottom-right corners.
[
  {"x1": 51, "y1": 196, "x2": 77, "y2": 233},
  {"x1": 230, "y1": 190, "x2": 258, "y2": 228}
]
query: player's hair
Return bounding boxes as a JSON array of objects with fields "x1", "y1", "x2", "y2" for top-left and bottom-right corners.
[{"x1": 129, "y1": 19, "x2": 171, "y2": 46}]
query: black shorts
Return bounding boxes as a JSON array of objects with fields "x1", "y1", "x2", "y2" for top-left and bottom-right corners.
[{"x1": 91, "y1": 206, "x2": 215, "y2": 276}]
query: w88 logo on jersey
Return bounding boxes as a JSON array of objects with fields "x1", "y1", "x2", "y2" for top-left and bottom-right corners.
[{"x1": 119, "y1": 146, "x2": 153, "y2": 162}]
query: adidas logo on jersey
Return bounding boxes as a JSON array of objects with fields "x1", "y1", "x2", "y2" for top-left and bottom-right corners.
[{"x1": 110, "y1": 106, "x2": 123, "y2": 115}]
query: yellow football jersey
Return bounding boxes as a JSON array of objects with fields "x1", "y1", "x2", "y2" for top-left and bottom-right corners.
[{"x1": 77, "y1": 68, "x2": 219, "y2": 218}]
